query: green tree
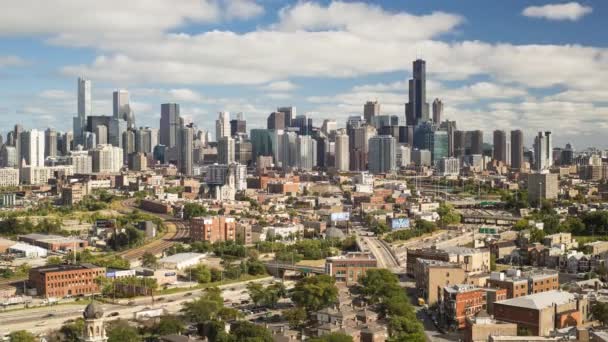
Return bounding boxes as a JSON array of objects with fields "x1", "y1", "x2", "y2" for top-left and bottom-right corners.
[
  {"x1": 183, "y1": 203, "x2": 207, "y2": 219},
  {"x1": 512, "y1": 219, "x2": 529, "y2": 231},
  {"x1": 154, "y1": 315, "x2": 185, "y2": 336},
  {"x1": 183, "y1": 288, "x2": 224, "y2": 324},
  {"x1": 309, "y1": 332, "x2": 354, "y2": 342},
  {"x1": 490, "y1": 254, "x2": 497, "y2": 271},
  {"x1": 592, "y1": 302, "x2": 608, "y2": 326},
  {"x1": 141, "y1": 252, "x2": 158, "y2": 268},
  {"x1": 189, "y1": 264, "x2": 212, "y2": 283},
  {"x1": 107, "y1": 320, "x2": 141, "y2": 342},
  {"x1": 388, "y1": 315, "x2": 426, "y2": 342},
  {"x1": 290, "y1": 274, "x2": 338, "y2": 312},
  {"x1": 8, "y1": 331, "x2": 36, "y2": 342},
  {"x1": 46, "y1": 256, "x2": 64, "y2": 266},
  {"x1": 437, "y1": 203, "x2": 461, "y2": 226},
  {"x1": 283, "y1": 307, "x2": 307, "y2": 329},
  {"x1": 359, "y1": 269, "x2": 401, "y2": 304},
  {"x1": 224, "y1": 321, "x2": 273, "y2": 342},
  {"x1": 59, "y1": 318, "x2": 85, "y2": 341}
]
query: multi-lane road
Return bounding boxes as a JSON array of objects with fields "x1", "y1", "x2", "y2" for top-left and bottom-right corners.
[
  {"x1": 0, "y1": 277, "x2": 281, "y2": 337},
  {"x1": 358, "y1": 236, "x2": 401, "y2": 270}
]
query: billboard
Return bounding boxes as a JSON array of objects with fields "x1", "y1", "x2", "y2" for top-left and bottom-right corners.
[
  {"x1": 330, "y1": 212, "x2": 350, "y2": 222},
  {"x1": 95, "y1": 219, "x2": 116, "y2": 229},
  {"x1": 390, "y1": 218, "x2": 411, "y2": 230},
  {"x1": 478, "y1": 227, "x2": 497, "y2": 235}
]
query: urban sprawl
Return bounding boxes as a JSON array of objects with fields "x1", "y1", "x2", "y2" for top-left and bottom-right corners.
[{"x1": 1, "y1": 60, "x2": 608, "y2": 342}]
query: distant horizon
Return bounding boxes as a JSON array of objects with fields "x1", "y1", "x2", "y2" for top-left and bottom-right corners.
[{"x1": 1, "y1": 1, "x2": 607, "y2": 147}]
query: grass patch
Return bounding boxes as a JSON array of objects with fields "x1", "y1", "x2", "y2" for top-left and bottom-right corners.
[{"x1": 156, "y1": 274, "x2": 271, "y2": 296}]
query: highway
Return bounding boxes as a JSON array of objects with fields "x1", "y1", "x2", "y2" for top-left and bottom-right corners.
[
  {"x1": 359, "y1": 236, "x2": 400, "y2": 270},
  {"x1": 0, "y1": 276, "x2": 284, "y2": 337}
]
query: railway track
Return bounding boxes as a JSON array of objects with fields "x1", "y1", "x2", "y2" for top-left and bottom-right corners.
[{"x1": 116, "y1": 200, "x2": 189, "y2": 261}]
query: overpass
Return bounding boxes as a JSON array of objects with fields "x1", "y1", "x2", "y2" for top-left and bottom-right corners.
[{"x1": 264, "y1": 262, "x2": 325, "y2": 276}]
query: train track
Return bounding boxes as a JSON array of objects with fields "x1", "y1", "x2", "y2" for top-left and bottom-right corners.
[{"x1": 117, "y1": 200, "x2": 189, "y2": 261}]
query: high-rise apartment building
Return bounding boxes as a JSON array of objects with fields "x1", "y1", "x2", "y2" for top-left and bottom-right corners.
[
  {"x1": 470, "y1": 130, "x2": 484, "y2": 155},
  {"x1": 230, "y1": 118, "x2": 247, "y2": 137},
  {"x1": 510, "y1": 130, "x2": 524, "y2": 170},
  {"x1": 44, "y1": 128, "x2": 58, "y2": 158},
  {"x1": 321, "y1": 119, "x2": 337, "y2": 136},
  {"x1": 364, "y1": 101, "x2": 380, "y2": 125},
  {"x1": 368, "y1": 135, "x2": 396, "y2": 174},
  {"x1": 251, "y1": 129, "x2": 275, "y2": 161},
  {"x1": 215, "y1": 112, "x2": 230, "y2": 141},
  {"x1": 20, "y1": 129, "x2": 45, "y2": 167},
  {"x1": 95, "y1": 125, "x2": 108, "y2": 146},
  {"x1": 89, "y1": 144, "x2": 123, "y2": 173},
  {"x1": 160, "y1": 103, "x2": 181, "y2": 148},
  {"x1": 432, "y1": 98, "x2": 443, "y2": 123},
  {"x1": 296, "y1": 135, "x2": 317, "y2": 170},
  {"x1": 335, "y1": 132, "x2": 349, "y2": 172},
  {"x1": 267, "y1": 112, "x2": 286, "y2": 130},
  {"x1": 405, "y1": 59, "x2": 429, "y2": 126},
  {"x1": 350, "y1": 125, "x2": 376, "y2": 171},
  {"x1": 68, "y1": 151, "x2": 93, "y2": 174}
]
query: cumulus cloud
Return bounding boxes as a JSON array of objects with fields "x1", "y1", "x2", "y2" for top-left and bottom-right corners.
[
  {"x1": 224, "y1": 0, "x2": 264, "y2": 20},
  {"x1": 262, "y1": 81, "x2": 298, "y2": 92},
  {"x1": 522, "y1": 2, "x2": 592, "y2": 21},
  {"x1": 0, "y1": 55, "x2": 25, "y2": 68}
]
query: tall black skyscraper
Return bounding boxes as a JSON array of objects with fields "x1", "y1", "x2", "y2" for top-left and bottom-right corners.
[
  {"x1": 160, "y1": 103, "x2": 181, "y2": 148},
  {"x1": 405, "y1": 59, "x2": 429, "y2": 126},
  {"x1": 511, "y1": 130, "x2": 524, "y2": 170}
]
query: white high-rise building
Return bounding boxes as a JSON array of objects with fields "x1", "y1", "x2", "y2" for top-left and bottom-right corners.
[
  {"x1": 296, "y1": 135, "x2": 317, "y2": 170},
  {"x1": 534, "y1": 131, "x2": 552, "y2": 171},
  {"x1": 89, "y1": 144, "x2": 123, "y2": 173},
  {"x1": 68, "y1": 151, "x2": 93, "y2": 174},
  {"x1": 437, "y1": 157, "x2": 459, "y2": 176},
  {"x1": 218, "y1": 136, "x2": 235, "y2": 165},
  {"x1": 368, "y1": 135, "x2": 396, "y2": 174},
  {"x1": 335, "y1": 133, "x2": 349, "y2": 172},
  {"x1": 20, "y1": 129, "x2": 45, "y2": 167},
  {"x1": 397, "y1": 145, "x2": 411, "y2": 167},
  {"x1": 95, "y1": 125, "x2": 108, "y2": 145},
  {"x1": 279, "y1": 131, "x2": 298, "y2": 168},
  {"x1": 321, "y1": 119, "x2": 337, "y2": 136},
  {"x1": 215, "y1": 112, "x2": 230, "y2": 141}
]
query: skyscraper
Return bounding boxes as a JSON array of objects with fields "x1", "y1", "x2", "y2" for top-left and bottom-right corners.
[
  {"x1": 493, "y1": 130, "x2": 508, "y2": 164},
  {"x1": 364, "y1": 101, "x2": 380, "y2": 125},
  {"x1": 277, "y1": 106, "x2": 296, "y2": 127},
  {"x1": 470, "y1": 130, "x2": 484, "y2": 155},
  {"x1": 335, "y1": 132, "x2": 350, "y2": 172},
  {"x1": 350, "y1": 125, "x2": 376, "y2": 171},
  {"x1": 44, "y1": 128, "x2": 58, "y2": 158},
  {"x1": 368, "y1": 135, "x2": 396, "y2": 174},
  {"x1": 405, "y1": 59, "x2": 429, "y2": 126},
  {"x1": 230, "y1": 118, "x2": 247, "y2": 137},
  {"x1": 432, "y1": 98, "x2": 443, "y2": 124},
  {"x1": 216, "y1": 112, "x2": 230, "y2": 141},
  {"x1": 178, "y1": 126, "x2": 194, "y2": 176},
  {"x1": 432, "y1": 130, "x2": 449, "y2": 164},
  {"x1": 292, "y1": 114, "x2": 311, "y2": 135},
  {"x1": 20, "y1": 129, "x2": 45, "y2": 167},
  {"x1": 510, "y1": 130, "x2": 524, "y2": 170},
  {"x1": 113, "y1": 90, "x2": 135, "y2": 129},
  {"x1": 90, "y1": 144, "x2": 123, "y2": 173},
  {"x1": 267, "y1": 112, "x2": 286, "y2": 130},
  {"x1": 74, "y1": 77, "x2": 92, "y2": 145},
  {"x1": 95, "y1": 125, "x2": 108, "y2": 145},
  {"x1": 296, "y1": 135, "x2": 317, "y2": 170},
  {"x1": 534, "y1": 131, "x2": 552, "y2": 171},
  {"x1": 218, "y1": 136, "x2": 235, "y2": 165},
  {"x1": 160, "y1": 103, "x2": 181, "y2": 148},
  {"x1": 251, "y1": 129, "x2": 275, "y2": 161}
]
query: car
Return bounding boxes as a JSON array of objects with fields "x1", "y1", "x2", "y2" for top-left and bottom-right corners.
[
  {"x1": 156, "y1": 297, "x2": 165, "y2": 301},
  {"x1": 184, "y1": 292, "x2": 193, "y2": 297},
  {"x1": 35, "y1": 322, "x2": 47, "y2": 327},
  {"x1": 109, "y1": 312, "x2": 120, "y2": 317},
  {"x1": 128, "y1": 301, "x2": 135, "y2": 305},
  {"x1": 44, "y1": 313, "x2": 55, "y2": 318}
]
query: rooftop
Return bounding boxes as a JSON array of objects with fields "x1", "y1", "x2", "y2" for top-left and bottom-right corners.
[
  {"x1": 327, "y1": 252, "x2": 375, "y2": 261},
  {"x1": 34, "y1": 263, "x2": 103, "y2": 274},
  {"x1": 495, "y1": 290, "x2": 576, "y2": 310},
  {"x1": 159, "y1": 252, "x2": 206, "y2": 264},
  {"x1": 444, "y1": 284, "x2": 480, "y2": 294}
]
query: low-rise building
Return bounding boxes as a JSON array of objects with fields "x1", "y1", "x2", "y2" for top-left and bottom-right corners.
[
  {"x1": 442, "y1": 285, "x2": 508, "y2": 330},
  {"x1": 190, "y1": 216, "x2": 236, "y2": 243},
  {"x1": 8, "y1": 243, "x2": 47, "y2": 258},
  {"x1": 158, "y1": 253, "x2": 206, "y2": 270},
  {"x1": 28, "y1": 263, "x2": 105, "y2": 298},
  {"x1": 493, "y1": 291, "x2": 590, "y2": 336},
  {"x1": 487, "y1": 269, "x2": 559, "y2": 299},
  {"x1": 543, "y1": 232, "x2": 577, "y2": 250},
  {"x1": 325, "y1": 252, "x2": 377, "y2": 286},
  {"x1": 18, "y1": 233, "x2": 88, "y2": 252},
  {"x1": 465, "y1": 311, "x2": 518, "y2": 342},
  {"x1": 414, "y1": 259, "x2": 466, "y2": 306},
  {"x1": 585, "y1": 240, "x2": 608, "y2": 255}
]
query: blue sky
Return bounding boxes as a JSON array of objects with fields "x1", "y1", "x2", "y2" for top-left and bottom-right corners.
[{"x1": 0, "y1": 0, "x2": 607, "y2": 148}]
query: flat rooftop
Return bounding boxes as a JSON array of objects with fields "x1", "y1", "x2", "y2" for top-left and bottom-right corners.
[
  {"x1": 495, "y1": 290, "x2": 576, "y2": 310},
  {"x1": 34, "y1": 263, "x2": 103, "y2": 274},
  {"x1": 159, "y1": 252, "x2": 206, "y2": 264}
]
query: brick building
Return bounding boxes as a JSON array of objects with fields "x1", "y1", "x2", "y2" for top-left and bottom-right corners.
[
  {"x1": 493, "y1": 291, "x2": 590, "y2": 336},
  {"x1": 325, "y1": 252, "x2": 377, "y2": 286},
  {"x1": 487, "y1": 269, "x2": 559, "y2": 299},
  {"x1": 190, "y1": 216, "x2": 236, "y2": 243},
  {"x1": 29, "y1": 263, "x2": 105, "y2": 298},
  {"x1": 19, "y1": 233, "x2": 88, "y2": 252},
  {"x1": 414, "y1": 259, "x2": 466, "y2": 306},
  {"x1": 442, "y1": 285, "x2": 507, "y2": 329}
]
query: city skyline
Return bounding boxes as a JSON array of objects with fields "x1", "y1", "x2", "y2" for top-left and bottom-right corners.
[{"x1": 0, "y1": 1, "x2": 607, "y2": 147}]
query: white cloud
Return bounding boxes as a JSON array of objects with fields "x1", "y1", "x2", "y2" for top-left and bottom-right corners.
[
  {"x1": 224, "y1": 0, "x2": 264, "y2": 20},
  {"x1": 522, "y1": 2, "x2": 592, "y2": 21},
  {"x1": 39, "y1": 89, "x2": 71, "y2": 100},
  {"x1": 168, "y1": 88, "x2": 204, "y2": 103},
  {"x1": 262, "y1": 81, "x2": 298, "y2": 92},
  {"x1": 0, "y1": 55, "x2": 25, "y2": 68}
]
